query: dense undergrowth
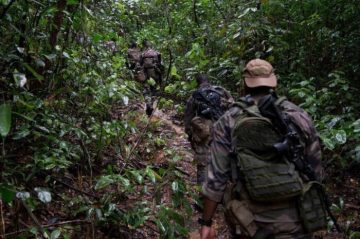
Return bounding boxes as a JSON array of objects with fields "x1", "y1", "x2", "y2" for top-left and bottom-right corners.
[{"x1": 0, "y1": 0, "x2": 359, "y2": 238}]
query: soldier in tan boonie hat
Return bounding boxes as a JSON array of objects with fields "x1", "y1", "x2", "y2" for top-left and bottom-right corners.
[
  {"x1": 243, "y1": 59, "x2": 277, "y2": 88},
  {"x1": 199, "y1": 58, "x2": 325, "y2": 239}
]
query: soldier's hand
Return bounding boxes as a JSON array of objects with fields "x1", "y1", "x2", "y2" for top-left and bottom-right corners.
[{"x1": 200, "y1": 226, "x2": 216, "y2": 239}]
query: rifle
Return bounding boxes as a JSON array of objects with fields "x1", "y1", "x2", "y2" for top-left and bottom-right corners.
[{"x1": 258, "y1": 92, "x2": 342, "y2": 233}]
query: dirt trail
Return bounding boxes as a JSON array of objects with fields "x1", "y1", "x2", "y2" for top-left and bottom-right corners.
[{"x1": 152, "y1": 108, "x2": 231, "y2": 239}]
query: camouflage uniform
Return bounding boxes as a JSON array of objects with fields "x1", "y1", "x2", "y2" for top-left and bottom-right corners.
[
  {"x1": 141, "y1": 47, "x2": 163, "y2": 116},
  {"x1": 184, "y1": 83, "x2": 234, "y2": 184},
  {"x1": 127, "y1": 47, "x2": 146, "y2": 82},
  {"x1": 202, "y1": 98, "x2": 323, "y2": 239}
]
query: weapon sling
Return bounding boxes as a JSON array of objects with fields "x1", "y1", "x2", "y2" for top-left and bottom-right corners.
[{"x1": 257, "y1": 92, "x2": 342, "y2": 233}]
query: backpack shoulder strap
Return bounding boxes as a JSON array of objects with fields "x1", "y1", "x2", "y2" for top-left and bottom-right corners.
[
  {"x1": 232, "y1": 98, "x2": 263, "y2": 118},
  {"x1": 274, "y1": 96, "x2": 287, "y2": 108}
]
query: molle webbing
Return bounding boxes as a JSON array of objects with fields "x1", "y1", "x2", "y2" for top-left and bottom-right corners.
[{"x1": 233, "y1": 105, "x2": 304, "y2": 202}]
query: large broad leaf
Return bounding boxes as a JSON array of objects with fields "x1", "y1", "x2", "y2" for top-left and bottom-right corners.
[
  {"x1": 0, "y1": 185, "x2": 15, "y2": 203},
  {"x1": 35, "y1": 188, "x2": 52, "y2": 203},
  {"x1": 0, "y1": 104, "x2": 12, "y2": 138},
  {"x1": 334, "y1": 130, "x2": 347, "y2": 144}
]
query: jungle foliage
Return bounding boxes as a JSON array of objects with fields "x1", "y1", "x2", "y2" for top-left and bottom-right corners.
[{"x1": 0, "y1": 0, "x2": 359, "y2": 238}]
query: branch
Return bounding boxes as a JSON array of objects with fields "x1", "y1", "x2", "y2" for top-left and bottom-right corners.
[
  {"x1": 193, "y1": 0, "x2": 200, "y2": 28},
  {"x1": 164, "y1": 48, "x2": 173, "y2": 87},
  {"x1": 0, "y1": 0, "x2": 16, "y2": 20},
  {"x1": 21, "y1": 200, "x2": 45, "y2": 235},
  {"x1": 4, "y1": 219, "x2": 91, "y2": 237},
  {"x1": 49, "y1": 0, "x2": 67, "y2": 48},
  {"x1": 211, "y1": 0, "x2": 226, "y2": 21},
  {"x1": 80, "y1": 139, "x2": 93, "y2": 181},
  {"x1": 119, "y1": 116, "x2": 153, "y2": 174},
  {"x1": 0, "y1": 200, "x2": 5, "y2": 238},
  {"x1": 50, "y1": 175, "x2": 99, "y2": 199}
]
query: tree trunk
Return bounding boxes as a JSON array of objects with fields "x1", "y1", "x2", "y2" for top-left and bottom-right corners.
[{"x1": 49, "y1": 0, "x2": 67, "y2": 48}]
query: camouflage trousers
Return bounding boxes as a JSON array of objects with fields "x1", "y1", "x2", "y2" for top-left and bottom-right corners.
[
  {"x1": 143, "y1": 84, "x2": 157, "y2": 116},
  {"x1": 193, "y1": 143, "x2": 210, "y2": 184}
]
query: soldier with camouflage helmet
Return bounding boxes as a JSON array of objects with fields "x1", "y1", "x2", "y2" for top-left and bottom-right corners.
[
  {"x1": 184, "y1": 74, "x2": 234, "y2": 185},
  {"x1": 199, "y1": 59, "x2": 325, "y2": 239}
]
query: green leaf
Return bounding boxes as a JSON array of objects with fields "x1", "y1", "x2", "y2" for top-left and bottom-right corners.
[
  {"x1": 354, "y1": 146, "x2": 360, "y2": 162},
  {"x1": 50, "y1": 229, "x2": 61, "y2": 239},
  {"x1": 0, "y1": 0, "x2": 11, "y2": 4},
  {"x1": 35, "y1": 188, "x2": 52, "y2": 203},
  {"x1": 170, "y1": 66, "x2": 180, "y2": 78},
  {"x1": 13, "y1": 73, "x2": 27, "y2": 87},
  {"x1": 67, "y1": 0, "x2": 78, "y2": 5},
  {"x1": 145, "y1": 167, "x2": 160, "y2": 183},
  {"x1": 13, "y1": 127, "x2": 30, "y2": 140},
  {"x1": 164, "y1": 84, "x2": 175, "y2": 94},
  {"x1": 147, "y1": 77, "x2": 156, "y2": 86},
  {"x1": 92, "y1": 33, "x2": 102, "y2": 43},
  {"x1": 352, "y1": 119, "x2": 360, "y2": 133},
  {"x1": 95, "y1": 175, "x2": 114, "y2": 190},
  {"x1": 0, "y1": 185, "x2": 15, "y2": 203},
  {"x1": 334, "y1": 130, "x2": 347, "y2": 144},
  {"x1": 63, "y1": 52, "x2": 70, "y2": 58},
  {"x1": 130, "y1": 170, "x2": 143, "y2": 184},
  {"x1": 321, "y1": 137, "x2": 335, "y2": 150},
  {"x1": 0, "y1": 104, "x2": 12, "y2": 138},
  {"x1": 171, "y1": 181, "x2": 178, "y2": 192},
  {"x1": 22, "y1": 63, "x2": 44, "y2": 81}
]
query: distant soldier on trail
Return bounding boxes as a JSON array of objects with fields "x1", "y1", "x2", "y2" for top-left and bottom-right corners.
[
  {"x1": 140, "y1": 40, "x2": 164, "y2": 116},
  {"x1": 126, "y1": 41, "x2": 146, "y2": 82},
  {"x1": 184, "y1": 74, "x2": 234, "y2": 185}
]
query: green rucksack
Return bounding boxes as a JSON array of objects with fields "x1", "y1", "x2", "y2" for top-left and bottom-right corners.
[
  {"x1": 232, "y1": 101, "x2": 304, "y2": 202},
  {"x1": 231, "y1": 96, "x2": 328, "y2": 233}
]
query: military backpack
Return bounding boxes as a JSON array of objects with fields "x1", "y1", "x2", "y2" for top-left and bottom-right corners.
[
  {"x1": 231, "y1": 95, "x2": 327, "y2": 233},
  {"x1": 192, "y1": 86, "x2": 228, "y2": 121},
  {"x1": 142, "y1": 49, "x2": 159, "y2": 69}
]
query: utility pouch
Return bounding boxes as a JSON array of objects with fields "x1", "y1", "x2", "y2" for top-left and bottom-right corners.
[
  {"x1": 190, "y1": 116, "x2": 212, "y2": 145},
  {"x1": 225, "y1": 200, "x2": 258, "y2": 237},
  {"x1": 134, "y1": 70, "x2": 146, "y2": 82},
  {"x1": 143, "y1": 57, "x2": 156, "y2": 68},
  {"x1": 298, "y1": 182, "x2": 327, "y2": 233}
]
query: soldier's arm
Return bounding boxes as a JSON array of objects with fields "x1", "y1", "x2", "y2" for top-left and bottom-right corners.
[
  {"x1": 202, "y1": 114, "x2": 232, "y2": 202},
  {"x1": 200, "y1": 114, "x2": 233, "y2": 237}
]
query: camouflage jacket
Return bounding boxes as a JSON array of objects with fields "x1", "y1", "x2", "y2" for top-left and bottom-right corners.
[
  {"x1": 127, "y1": 48, "x2": 141, "y2": 65},
  {"x1": 141, "y1": 48, "x2": 162, "y2": 70},
  {"x1": 184, "y1": 83, "x2": 234, "y2": 139},
  {"x1": 202, "y1": 97, "x2": 323, "y2": 222}
]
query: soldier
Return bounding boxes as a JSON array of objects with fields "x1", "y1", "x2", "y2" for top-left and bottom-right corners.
[
  {"x1": 126, "y1": 42, "x2": 146, "y2": 82},
  {"x1": 141, "y1": 40, "x2": 164, "y2": 116},
  {"x1": 199, "y1": 59, "x2": 326, "y2": 239},
  {"x1": 184, "y1": 74, "x2": 234, "y2": 185}
]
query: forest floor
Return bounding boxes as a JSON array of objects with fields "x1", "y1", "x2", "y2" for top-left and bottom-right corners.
[
  {"x1": 148, "y1": 106, "x2": 232, "y2": 239},
  {"x1": 2, "y1": 100, "x2": 359, "y2": 239}
]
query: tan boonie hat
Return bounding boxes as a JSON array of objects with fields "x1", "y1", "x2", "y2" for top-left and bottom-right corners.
[{"x1": 244, "y1": 59, "x2": 277, "y2": 88}]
